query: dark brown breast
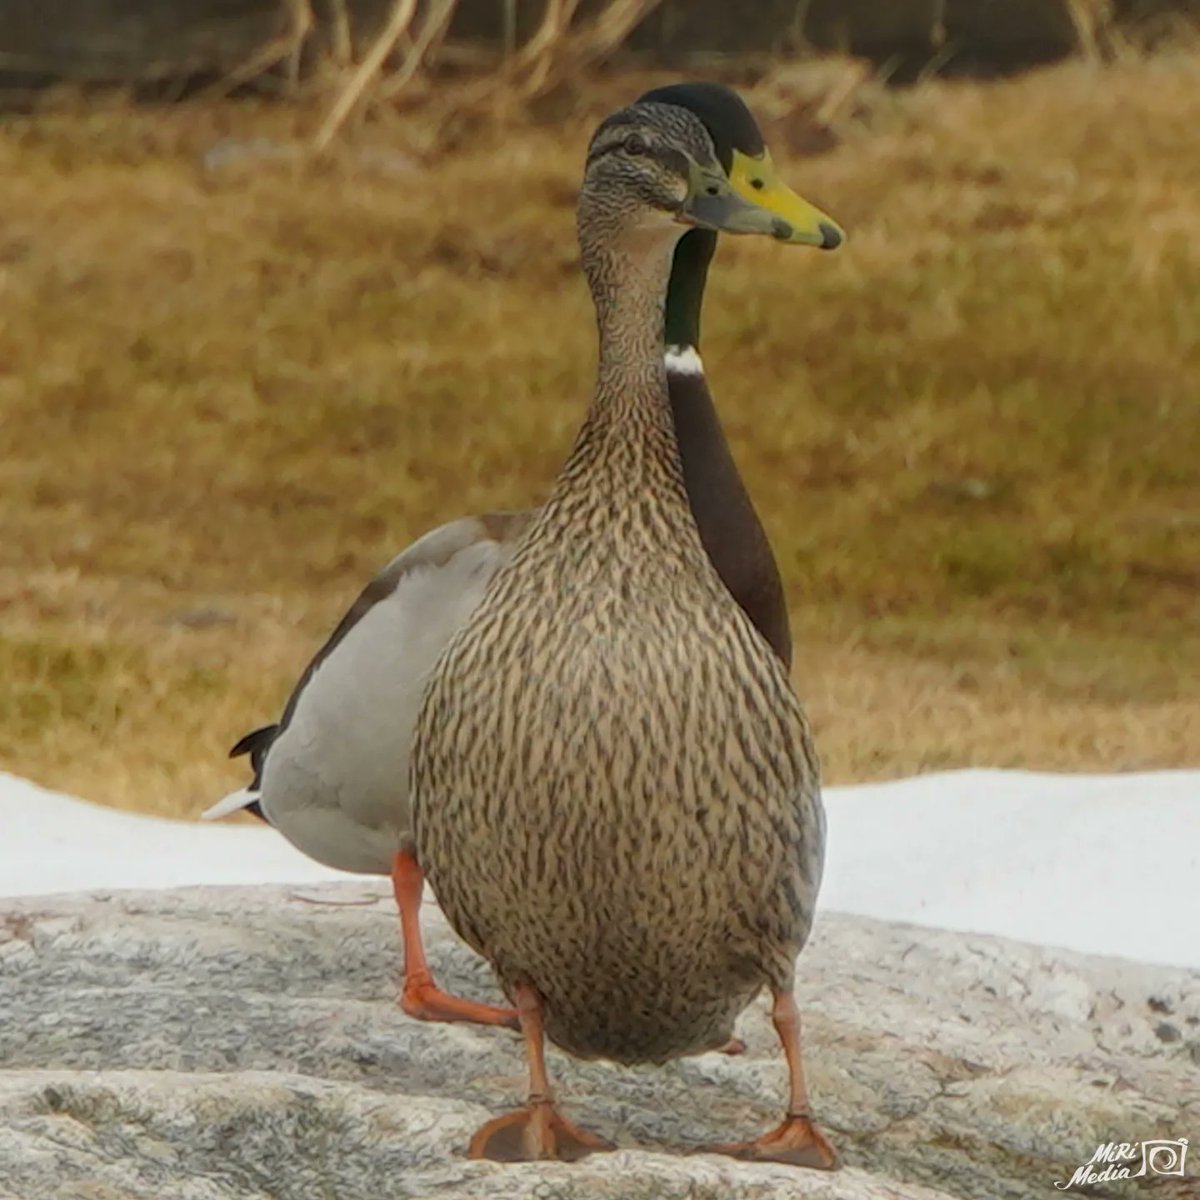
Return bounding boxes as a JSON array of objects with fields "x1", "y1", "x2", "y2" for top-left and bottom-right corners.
[{"x1": 669, "y1": 368, "x2": 792, "y2": 668}]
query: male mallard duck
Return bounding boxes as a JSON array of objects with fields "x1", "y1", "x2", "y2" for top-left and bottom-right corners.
[
  {"x1": 410, "y1": 100, "x2": 838, "y2": 1167},
  {"x1": 205, "y1": 82, "x2": 841, "y2": 1039}
]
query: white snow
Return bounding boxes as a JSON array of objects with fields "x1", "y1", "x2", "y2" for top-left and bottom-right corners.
[
  {"x1": 0, "y1": 773, "x2": 350, "y2": 896},
  {"x1": 819, "y1": 768, "x2": 1199, "y2": 970},
  {"x1": 1, "y1": 767, "x2": 1196, "y2": 969}
]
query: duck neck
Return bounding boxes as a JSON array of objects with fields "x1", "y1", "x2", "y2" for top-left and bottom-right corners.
[
  {"x1": 664, "y1": 230, "x2": 793, "y2": 666},
  {"x1": 664, "y1": 229, "x2": 715, "y2": 351},
  {"x1": 579, "y1": 229, "x2": 682, "y2": 457}
]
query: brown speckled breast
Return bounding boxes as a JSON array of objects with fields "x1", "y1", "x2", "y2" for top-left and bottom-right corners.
[{"x1": 411, "y1": 397, "x2": 824, "y2": 1065}]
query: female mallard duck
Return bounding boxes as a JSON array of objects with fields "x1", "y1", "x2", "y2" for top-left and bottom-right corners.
[
  {"x1": 410, "y1": 101, "x2": 837, "y2": 1168},
  {"x1": 206, "y1": 82, "x2": 841, "y2": 1041}
]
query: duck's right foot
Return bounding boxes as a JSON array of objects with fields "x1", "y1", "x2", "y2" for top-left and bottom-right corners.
[
  {"x1": 703, "y1": 1112, "x2": 839, "y2": 1170},
  {"x1": 468, "y1": 1099, "x2": 614, "y2": 1163},
  {"x1": 400, "y1": 971, "x2": 519, "y2": 1030}
]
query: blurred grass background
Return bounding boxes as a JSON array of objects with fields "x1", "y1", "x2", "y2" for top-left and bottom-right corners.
[{"x1": 0, "y1": 52, "x2": 1197, "y2": 817}]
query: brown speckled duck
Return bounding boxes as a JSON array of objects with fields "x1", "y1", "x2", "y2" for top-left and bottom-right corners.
[
  {"x1": 411, "y1": 99, "x2": 839, "y2": 1168},
  {"x1": 208, "y1": 83, "x2": 842, "y2": 1043}
]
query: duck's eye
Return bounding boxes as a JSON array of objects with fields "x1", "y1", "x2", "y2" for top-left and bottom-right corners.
[
  {"x1": 623, "y1": 133, "x2": 649, "y2": 157},
  {"x1": 751, "y1": 178, "x2": 765, "y2": 190}
]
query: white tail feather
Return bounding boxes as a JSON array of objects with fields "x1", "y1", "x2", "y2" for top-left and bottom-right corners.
[{"x1": 201, "y1": 787, "x2": 259, "y2": 821}]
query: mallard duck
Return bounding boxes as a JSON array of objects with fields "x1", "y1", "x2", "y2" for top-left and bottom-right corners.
[
  {"x1": 205, "y1": 82, "x2": 841, "y2": 1039},
  {"x1": 410, "y1": 100, "x2": 838, "y2": 1168}
]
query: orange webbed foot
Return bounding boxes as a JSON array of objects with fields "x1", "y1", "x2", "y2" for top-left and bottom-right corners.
[
  {"x1": 400, "y1": 972, "x2": 519, "y2": 1031},
  {"x1": 704, "y1": 1112, "x2": 839, "y2": 1170},
  {"x1": 468, "y1": 1100, "x2": 615, "y2": 1163},
  {"x1": 716, "y1": 1036, "x2": 747, "y2": 1056},
  {"x1": 391, "y1": 850, "x2": 520, "y2": 1031}
]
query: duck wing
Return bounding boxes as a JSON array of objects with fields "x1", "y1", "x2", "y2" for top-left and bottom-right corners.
[{"x1": 202, "y1": 511, "x2": 534, "y2": 858}]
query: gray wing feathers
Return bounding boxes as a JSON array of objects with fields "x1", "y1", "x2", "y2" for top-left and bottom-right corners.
[{"x1": 220, "y1": 511, "x2": 532, "y2": 873}]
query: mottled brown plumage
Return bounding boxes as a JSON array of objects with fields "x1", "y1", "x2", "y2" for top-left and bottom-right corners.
[{"x1": 410, "y1": 101, "x2": 835, "y2": 1166}]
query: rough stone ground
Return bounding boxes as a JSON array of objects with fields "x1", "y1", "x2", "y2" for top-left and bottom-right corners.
[{"x1": 0, "y1": 884, "x2": 1196, "y2": 1200}]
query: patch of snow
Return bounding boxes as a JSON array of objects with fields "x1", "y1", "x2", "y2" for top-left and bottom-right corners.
[
  {"x1": 0, "y1": 773, "x2": 351, "y2": 896},
  {"x1": 820, "y1": 768, "x2": 1199, "y2": 970},
  {"x1": 0, "y1": 767, "x2": 1196, "y2": 968}
]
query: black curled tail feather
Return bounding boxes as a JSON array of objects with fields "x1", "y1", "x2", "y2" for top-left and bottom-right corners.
[{"x1": 229, "y1": 724, "x2": 279, "y2": 820}]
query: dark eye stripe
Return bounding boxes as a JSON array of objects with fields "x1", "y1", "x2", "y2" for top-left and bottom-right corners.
[
  {"x1": 586, "y1": 112, "x2": 641, "y2": 163},
  {"x1": 653, "y1": 144, "x2": 690, "y2": 177},
  {"x1": 586, "y1": 137, "x2": 692, "y2": 182},
  {"x1": 586, "y1": 138, "x2": 628, "y2": 165}
]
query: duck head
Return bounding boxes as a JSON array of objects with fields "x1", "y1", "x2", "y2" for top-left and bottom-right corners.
[
  {"x1": 640, "y1": 81, "x2": 843, "y2": 250},
  {"x1": 578, "y1": 99, "x2": 825, "y2": 263},
  {"x1": 636, "y1": 82, "x2": 843, "y2": 351}
]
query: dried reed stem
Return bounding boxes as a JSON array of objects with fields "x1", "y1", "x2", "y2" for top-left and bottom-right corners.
[
  {"x1": 206, "y1": 0, "x2": 314, "y2": 99},
  {"x1": 377, "y1": 0, "x2": 461, "y2": 101},
  {"x1": 312, "y1": 0, "x2": 419, "y2": 152},
  {"x1": 328, "y1": 0, "x2": 354, "y2": 67},
  {"x1": 518, "y1": 0, "x2": 662, "y2": 98}
]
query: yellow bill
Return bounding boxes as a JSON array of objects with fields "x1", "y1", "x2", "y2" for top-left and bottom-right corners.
[{"x1": 728, "y1": 148, "x2": 844, "y2": 249}]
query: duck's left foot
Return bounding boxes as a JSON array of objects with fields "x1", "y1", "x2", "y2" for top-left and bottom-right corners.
[
  {"x1": 400, "y1": 971, "x2": 519, "y2": 1030},
  {"x1": 703, "y1": 1112, "x2": 839, "y2": 1170},
  {"x1": 717, "y1": 1037, "x2": 746, "y2": 1056},
  {"x1": 468, "y1": 1099, "x2": 615, "y2": 1163}
]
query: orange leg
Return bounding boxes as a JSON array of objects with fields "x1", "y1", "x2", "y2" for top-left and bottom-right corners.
[
  {"x1": 468, "y1": 984, "x2": 615, "y2": 1162},
  {"x1": 704, "y1": 990, "x2": 839, "y2": 1170},
  {"x1": 391, "y1": 850, "x2": 518, "y2": 1030}
]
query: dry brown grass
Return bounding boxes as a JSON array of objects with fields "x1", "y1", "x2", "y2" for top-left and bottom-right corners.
[{"x1": 1, "y1": 56, "x2": 1198, "y2": 818}]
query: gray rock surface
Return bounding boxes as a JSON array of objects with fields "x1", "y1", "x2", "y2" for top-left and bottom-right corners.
[{"x1": 0, "y1": 884, "x2": 1196, "y2": 1200}]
